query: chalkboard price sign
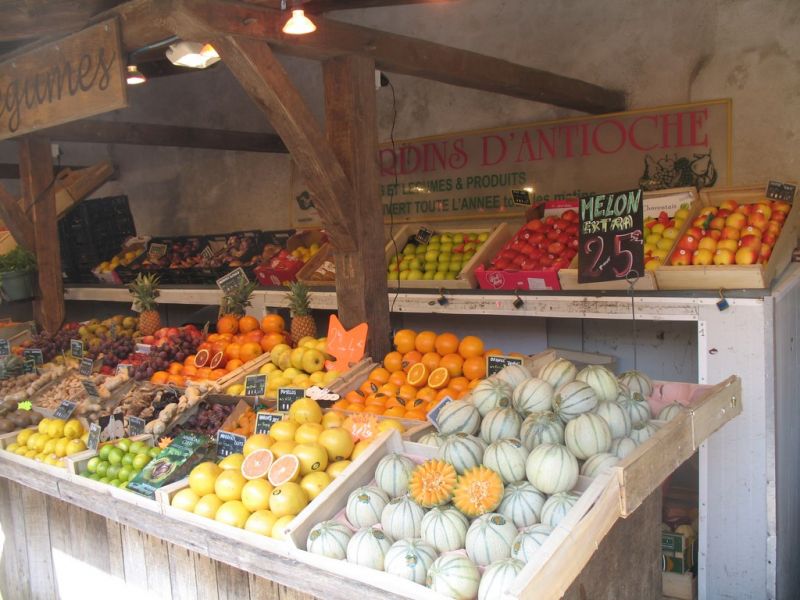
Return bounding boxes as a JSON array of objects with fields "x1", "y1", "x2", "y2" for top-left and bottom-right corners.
[
  {"x1": 79, "y1": 357, "x2": 95, "y2": 377},
  {"x1": 277, "y1": 388, "x2": 305, "y2": 412},
  {"x1": 23, "y1": 359, "x2": 36, "y2": 374},
  {"x1": 128, "y1": 416, "x2": 146, "y2": 436},
  {"x1": 578, "y1": 188, "x2": 644, "y2": 284},
  {"x1": 255, "y1": 412, "x2": 284, "y2": 435},
  {"x1": 511, "y1": 189, "x2": 532, "y2": 206},
  {"x1": 0, "y1": 339, "x2": 10, "y2": 356},
  {"x1": 244, "y1": 374, "x2": 267, "y2": 397},
  {"x1": 135, "y1": 343, "x2": 152, "y2": 355},
  {"x1": 766, "y1": 180, "x2": 796, "y2": 202},
  {"x1": 216, "y1": 430, "x2": 246, "y2": 459},
  {"x1": 54, "y1": 400, "x2": 77, "y2": 420},
  {"x1": 82, "y1": 380, "x2": 100, "y2": 398},
  {"x1": 148, "y1": 243, "x2": 167, "y2": 259},
  {"x1": 23, "y1": 348, "x2": 44, "y2": 365},
  {"x1": 486, "y1": 354, "x2": 524, "y2": 376},
  {"x1": 427, "y1": 395, "x2": 454, "y2": 430},
  {"x1": 70, "y1": 339, "x2": 84, "y2": 358},
  {"x1": 87, "y1": 423, "x2": 102, "y2": 451},
  {"x1": 414, "y1": 227, "x2": 434, "y2": 245},
  {"x1": 216, "y1": 268, "x2": 249, "y2": 294}
]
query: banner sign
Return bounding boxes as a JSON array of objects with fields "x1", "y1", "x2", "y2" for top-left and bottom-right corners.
[{"x1": 291, "y1": 100, "x2": 730, "y2": 226}]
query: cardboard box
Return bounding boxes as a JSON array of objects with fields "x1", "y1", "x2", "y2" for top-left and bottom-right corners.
[{"x1": 661, "y1": 531, "x2": 696, "y2": 574}]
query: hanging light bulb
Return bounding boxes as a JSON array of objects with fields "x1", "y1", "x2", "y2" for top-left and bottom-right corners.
[
  {"x1": 126, "y1": 65, "x2": 146, "y2": 85},
  {"x1": 281, "y1": 0, "x2": 316, "y2": 35},
  {"x1": 166, "y1": 41, "x2": 222, "y2": 69}
]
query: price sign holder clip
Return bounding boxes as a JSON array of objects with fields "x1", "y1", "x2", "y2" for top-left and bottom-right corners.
[
  {"x1": 512, "y1": 290, "x2": 524, "y2": 310},
  {"x1": 627, "y1": 271, "x2": 641, "y2": 371},
  {"x1": 430, "y1": 288, "x2": 448, "y2": 306},
  {"x1": 716, "y1": 289, "x2": 729, "y2": 312}
]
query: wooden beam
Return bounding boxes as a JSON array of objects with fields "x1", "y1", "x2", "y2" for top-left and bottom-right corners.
[
  {"x1": 0, "y1": 1, "x2": 123, "y2": 42},
  {"x1": 180, "y1": 0, "x2": 626, "y2": 113},
  {"x1": 324, "y1": 54, "x2": 391, "y2": 359},
  {"x1": 91, "y1": 0, "x2": 176, "y2": 53},
  {"x1": 19, "y1": 137, "x2": 64, "y2": 333},
  {"x1": 0, "y1": 182, "x2": 35, "y2": 251},
  {"x1": 306, "y1": 0, "x2": 455, "y2": 12},
  {"x1": 0, "y1": 163, "x2": 111, "y2": 180},
  {"x1": 39, "y1": 120, "x2": 288, "y2": 154}
]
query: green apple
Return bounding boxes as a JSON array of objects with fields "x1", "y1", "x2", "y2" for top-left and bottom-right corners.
[
  {"x1": 399, "y1": 270, "x2": 410, "y2": 280},
  {"x1": 452, "y1": 233, "x2": 465, "y2": 244},
  {"x1": 447, "y1": 270, "x2": 460, "y2": 279},
  {"x1": 277, "y1": 351, "x2": 292, "y2": 370},
  {"x1": 422, "y1": 272, "x2": 435, "y2": 280},
  {"x1": 440, "y1": 234, "x2": 453, "y2": 243},
  {"x1": 463, "y1": 251, "x2": 476, "y2": 262},
  {"x1": 463, "y1": 242, "x2": 477, "y2": 253},
  {"x1": 409, "y1": 258, "x2": 422, "y2": 270},
  {"x1": 437, "y1": 253, "x2": 451, "y2": 264},
  {"x1": 389, "y1": 254, "x2": 399, "y2": 265},
  {"x1": 290, "y1": 347, "x2": 306, "y2": 370},
  {"x1": 433, "y1": 272, "x2": 447, "y2": 280},
  {"x1": 301, "y1": 349, "x2": 325, "y2": 373},
  {"x1": 309, "y1": 371, "x2": 325, "y2": 384},
  {"x1": 408, "y1": 269, "x2": 424, "y2": 279},
  {"x1": 402, "y1": 244, "x2": 416, "y2": 256},
  {"x1": 424, "y1": 261, "x2": 438, "y2": 272},
  {"x1": 448, "y1": 261, "x2": 462, "y2": 273},
  {"x1": 477, "y1": 232, "x2": 489, "y2": 242},
  {"x1": 415, "y1": 244, "x2": 428, "y2": 255},
  {"x1": 388, "y1": 263, "x2": 399, "y2": 273},
  {"x1": 424, "y1": 250, "x2": 439, "y2": 262},
  {"x1": 429, "y1": 235, "x2": 441, "y2": 244},
  {"x1": 440, "y1": 242, "x2": 453, "y2": 254},
  {"x1": 283, "y1": 367, "x2": 300, "y2": 379}
]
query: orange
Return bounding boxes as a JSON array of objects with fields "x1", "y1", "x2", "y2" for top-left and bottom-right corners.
[
  {"x1": 168, "y1": 362, "x2": 183, "y2": 375},
  {"x1": 415, "y1": 331, "x2": 437, "y2": 354},
  {"x1": 434, "y1": 332, "x2": 459, "y2": 356},
  {"x1": 384, "y1": 405, "x2": 406, "y2": 417},
  {"x1": 484, "y1": 348, "x2": 503, "y2": 358},
  {"x1": 388, "y1": 371, "x2": 406, "y2": 387},
  {"x1": 347, "y1": 403, "x2": 365, "y2": 412},
  {"x1": 365, "y1": 394, "x2": 386, "y2": 407},
  {"x1": 455, "y1": 389, "x2": 469, "y2": 399},
  {"x1": 364, "y1": 405, "x2": 384, "y2": 415},
  {"x1": 385, "y1": 396, "x2": 404, "y2": 409},
  {"x1": 331, "y1": 399, "x2": 349, "y2": 411},
  {"x1": 239, "y1": 315, "x2": 260, "y2": 334},
  {"x1": 150, "y1": 371, "x2": 169, "y2": 385},
  {"x1": 458, "y1": 335, "x2": 484, "y2": 359},
  {"x1": 217, "y1": 315, "x2": 239, "y2": 335},
  {"x1": 182, "y1": 365, "x2": 198, "y2": 377},
  {"x1": 462, "y1": 356, "x2": 486, "y2": 381},
  {"x1": 436, "y1": 387, "x2": 457, "y2": 402},
  {"x1": 208, "y1": 369, "x2": 227, "y2": 380},
  {"x1": 167, "y1": 373, "x2": 186, "y2": 387},
  {"x1": 403, "y1": 409, "x2": 427, "y2": 421},
  {"x1": 225, "y1": 359, "x2": 244, "y2": 372},
  {"x1": 402, "y1": 351, "x2": 422, "y2": 372},
  {"x1": 239, "y1": 342, "x2": 263, "y2": 363},
  {"x1": 219, "y1": 333, "x2": 234, "y2": 342},
  {"x1": 406, "y1": 363, "x2": 430, "y2": 387},
  {"x1": 224, "y1": 343, "x2": 241, "y2": 361},
  {"x1": 440, "y1": 353, "x2": 464, "y2": 378},
  {"x1": 406, "y1": 397, "x2": 427, "y2": 411},
  {"x1": 368, "y1": 367, "x2": 391, "y2": 385},
  {"x1": 377, "y1": 383, "x2": 399, "y2": 396},
  {"x1": 416, "y1": 387, "x2": 437, "y2": 403},
  {"x1": 393, "y1": 329, "x2": 417, "y2": 354},
  {"x1": 421, "y1": 352, "x2": 442, "y2": 372},
  {"x1": 449, "y1": 376, "x2": 470, "y2": 393},
  {"x1": 184, "y1": 354, "x2": 197, "y2": 367},
  {"x1": 468, "y1": 378, "x2": 482, "y2": 389},
  {"x1": 383, "y1": 351, "x2": 404, "y2": 373},
  {"x1": 359, "y1": 380, "x2": 379, "y2": 396},
  {"x1": 261, "y1": 314, "x2": 285, "y2": 334},
  {"x1": 261, "y1": 332, "x2": 286, "y2": 352},
  {"x1": 196, "y1": 367, "x2": 212, "y2": 380},
  {"x1": 427, "y1": 367, "x2": 450, "y2": 390},
  {"x1": 345, "y1": 390, "x2": 365, "y2": 405},
  {"x1": 244, "y1": 330, "x2": 264, "y2": 343},
  {"x1": 398, "y1": 384, "x2": 418, "y2": 402}
]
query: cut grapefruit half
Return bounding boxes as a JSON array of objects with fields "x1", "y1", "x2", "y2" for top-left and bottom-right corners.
[
  {"x1": 241, "y1": 448, "x2": 274, "y2": 481},
  {"x1": 427, "y1": 367, "x2": 451, "y2": 390},
  {"x1": 267, "y1": 454, "x2": 300, "y2": 487},
  {"x1": 194, "y1": 348, "x2": 210, "y2": 368},
  {"x1": 406, "y1": 362, "x2": 429, "y2": 387}
]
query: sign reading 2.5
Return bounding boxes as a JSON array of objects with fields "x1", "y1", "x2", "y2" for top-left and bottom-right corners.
[{"x1": 578, "y1": 188, "x2": 644, "y2": 284}]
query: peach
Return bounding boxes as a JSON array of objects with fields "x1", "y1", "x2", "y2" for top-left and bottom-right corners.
[
  {"x1": 739, "y1": 235, "x2": 762, "y2": 251},
  {"x1": 748, "y1": 212, "x2": 768, "y2": 230},
  {"x1": 735, "y1": 247, "x2": 758, "y2": 265},
  {"x1": 759, "y1": 243, "x2": 773, "y2": 263},
  {"x1": 713, "y1": 248, "x2": 735, "y2": 265},
  {"x1": 698, "y1": 237, "x2": 718, "y2": 252},
  {"x1": 670, "y1": 248, "x2": 692, "y2": 266},
  {"x1": 719, "y1": 199, "x2": 739, "y2": 212},
  {"x1": 709, "y1": 217, "x2": 726, "y2": 231},
  {"x1": 721, "y1": 226, "x2": 741, "y2": 241},
  {"x1": 717, "y1": 239, "x2": 739, "y2": 253},
  {"x1": 753, "y1": 203, "x2": 772, "y2": 220},
  {"x1": 742, "y1": 225, "x2": 763, "y2": 238},
  {"x1": 725, "y1": 213, "x2": 747, "y2": 229},
  {"x1": 692, "y1": 249, "x2": 714, "y2": 266}
]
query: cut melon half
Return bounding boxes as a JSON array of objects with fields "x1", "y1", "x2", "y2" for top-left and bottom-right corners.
[
  {"x1": 267, "y1": 454, "x2": 300, "y2": 486},
  {"x1": 241, "y1": 448, "x2": 274, "y2": 481}
]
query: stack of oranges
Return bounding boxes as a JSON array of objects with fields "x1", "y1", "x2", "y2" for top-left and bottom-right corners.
[
  {"x1": 332, "y1": 330, "x2": 508, "y2": 421},
  {"x1": 149, "y1": 314, "x2": 290, "y2": 386}
]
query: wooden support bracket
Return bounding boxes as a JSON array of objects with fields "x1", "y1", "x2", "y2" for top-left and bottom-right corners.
[{"x1": 0, "y1": 182, "x2": 35, "y2": 251}]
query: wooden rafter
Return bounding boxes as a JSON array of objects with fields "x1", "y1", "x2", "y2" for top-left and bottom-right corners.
[
  {"x1": 0, "y1": 183, "x2": 35, "y2": 251},
  {"x1": 0, "y1": 1, "x2": 121, "y2": 42}
]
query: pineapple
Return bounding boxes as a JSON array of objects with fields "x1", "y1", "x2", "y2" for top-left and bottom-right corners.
[
  {"x1": 286, "y1": 281, "x2": 316, "y2": 343},
  {"x1": 128, "y1": 273, "x2": 161, "y2": 335},
  {"x1": 219, "y1": 281, "x2": 257, "y2": 319}
]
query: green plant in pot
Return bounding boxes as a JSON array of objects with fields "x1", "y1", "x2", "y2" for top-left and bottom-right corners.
[{"x1": 0, "y1": 248, "x2": 37, "y2": 302}]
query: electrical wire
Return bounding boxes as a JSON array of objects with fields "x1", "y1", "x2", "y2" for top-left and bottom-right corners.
[{"x1": 385, "y1": 78, "x2": 402, "y2": 323}]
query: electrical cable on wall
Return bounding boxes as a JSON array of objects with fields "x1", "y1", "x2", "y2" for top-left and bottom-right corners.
[{"x1": 383, "y1": 74, "x2": 403, "y2": 328}]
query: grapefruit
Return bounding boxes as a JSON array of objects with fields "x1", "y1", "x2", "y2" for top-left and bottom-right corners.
[
  {"x1": 269, "y1": 420, "x2": 299, "y2": 442},
  {"x1": 288, "y1": 398, "x2": 323, "y2": 424},
  {"x1": 293, "y1": 443, "x2": 329, "y2": 475},
  {"x1": 294, "y1": 422, "x2": 324, "y2": 444},
  {"x1": 215, "y1": 500, "x2": 250, "y2": 528},
  {"x1": 194, "y1": 494, "x2": 224, "y2": 519},
  {"x1": 269, "y1": 440, "x2": 296, "y2": 458},
  {"x1": 300, "y1": 471, "x2": 332, "y2": 500},
  {"x1": 189, "y1": 462, "x2": 222, "y2": 496},
  {"x1": 171, "y1": 488, "x2": 201, "y2": 512},
  {"x1": 267, "y1": 454, "x2": 300, "y2": 486},
  {"x1": 317, "y1": 428, "x2": 355, "y2": 462},
  {"x1": 214, "y1": 470, "x2": 247, "y2": 502},
  {"x1": 270, "y1": 515, "x2": 296, "y2": 541},
  {"x1": 243, "y1": 434, "x2": 273, "y2": 457},
  {"x1": 241, "y1": 479, "x2": 274, "y2": 512},
  {"x1": 245, "y1": 510, "x2": 278, "y2": 537},
  {"x1": 269, "y1": 482, "x2": 308, "y2": 518},
  {"x1": 218, "y1": 453, "x2": 244, "y2": 471},
  {"x1": 326, "y1": 460, "x2": 351, "y2": 479},
  {"x1": 241, "y1": 448, "x2": 274, "y2": 480}
]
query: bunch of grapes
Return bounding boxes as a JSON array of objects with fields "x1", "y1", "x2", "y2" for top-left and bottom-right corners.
[
  {"x1": 133, "y1": 330, "x2": 202, "y2": 381},
  {"x1": 170, "y1": 402, "x2": 233, "y2": 437},
  {"x1": 88, "y1": 337, "x2": 136, "y2": 368},
  {"x1": 23, "y1": 323, "x2": 80, "y2": 362}
]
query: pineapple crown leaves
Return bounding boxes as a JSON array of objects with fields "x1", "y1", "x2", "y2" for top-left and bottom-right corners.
[
  {"x1": 285, "y1": 281, "x2": 312, "y2": 317},
  {"x1": 128, "y1": 273, "x2": 160, "y2": 312},
  {"x1": 221, "y1": 281, "x2": 258, "y2": 317}
]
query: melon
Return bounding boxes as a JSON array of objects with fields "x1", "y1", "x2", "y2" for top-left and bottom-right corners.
[
  {"x1": 564, "y1": 413, "x2": 612, "y2": 460},
  {"x1": 658, "y1": 402, "x2": 685, "y2": 421},
  {"x1": 306, "y1": 520, "x2": 353, "y2": 559},
  {"x1": 538, "y1": 358, "x2": 577, "y2": 390},
  {"x1": 494, "y1": 364, "x2": 532, "y2": 389},
  {"x1": 346, "y1": 527, "x2": 394, "y2": 570},
  {"x1": 417, "y1": 432, "x2": 447, "y2": 447},
  {"x1": 478, "y1": 558, "x2": 524, "y2": 600},
  {"x1": 610, "y1": 436, "x2": 638, "y2": 459},
  {"x1": 420, "y1": 505, "x2": 469, "y2": 553},
  {"x1": 483, "y1": 439, "x2": 528, "y2": 484},
  {"x1": 497, "y1": 481, "x2": 546, "y2": 528},
  {"x1": 470, "y1": 378, "x2": 514, "y2": 416},
  {"x1": 540, "y1": 491, "x2": 579, "y2": 528},
  {"x1": 619, "y1": 370, "x2": 654, "y2": 400},
  {"x1": 553, "y1": 381, "x2": 598, "y2": 423},
  {"x1": 480, "y1": 406, "x2": 522, "y2": 444},
  {"x1": 595, "y1": 400, "x2": 632, "y2": 438},
  {"x1": 345, "y1": 485, "x2": 389, "y2": 528},
  {"x1": 525, "y1": 443, "x2": 579, "y2": 495},
  {"x1": 381, "y1": 495, "x2": 426, "y2": 539},
  {"x1": 617, "y1": 392, "x2": 651, "y2": 427},
  {"x1": 436, "y1": 400, "x2": 481, "y2": 435},
  {"x1": 520, "y1": 411, "x2": 565, "y2": 450},
  {"x1": 384, "y1": 538, "x2": 438, "y2": 584},
  {"x1": 630, "y1": 421, "x2": 659, "y2": 444},
  {"x1": 426, "y1": 554, "x2": 480, "y2": 600},
  {"x1": 580, "y1": 452, "x2": 620, "y2": 478},
  {"x1": 511, "y1": 378, "x2": 555, "y2": 416},
  {"x1": 439, "y1": 433, "x2": 486, "y2": 475},
  {"x1": 576, "y1": 364, "x2": 619, "y2": 403},
  {"x1": 465, "y1": 512, "x2": 518, "y2": 566},
  {"x1": 511, "y1": 524, "x2": 552, "y2": 563},
  {"x1": 453, "y1": 466, "x2": 504, "y2": 518},
  {"x1": 375, "y1": 453, "x2": 416, "y2": 498},
  {"x1": 409, "y1": 459, "x2": 457, "y2": 507}
]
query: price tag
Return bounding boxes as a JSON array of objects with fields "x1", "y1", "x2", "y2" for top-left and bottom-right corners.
[
  {"x1": 116, "y1": 363, "x2": 133, "y2": 376},
  {"x1": 427, "y1": 395, "x2": 454, "y2": 431},
  {"x1": 201, "y1": 245, "x2": 215, "y2": 259},
  {"x1": 325, "y1": 315, "x2": 368, "y2": 372},
  {"x1": 216, "y1": 430, "x2": 246, "y2": 459},
  {"x1": 54, "y1": 400, "x2": 77, "y2": 420},
  {"x1": 99, "y1": 414, "x2": 125, "y2": 440},
  {"x1": 0, "y1": 339, "x2": 9, "y2": 357},
  {"x1": 216, "y1": 268, "x2": 249, "y2": 294},
  {"x1": 766, "y1": 180, "x2": 796, "y2": 202},
  {"x1": 87, "y1": 423, "x2": 102, "y2": 451},
  {"x1": 148, "y1": 243, "x2": 168, "y2": 259},
  {"x1": 255, "y1": 412, "x2": 284, "y2": 435},
  {"x1": 414, "y1": 227, "x2": 434, "y2": 245},
  {"x1": 0, "y1": 361, "x2": 6, "y2": 379},
  {"x1": 79, "y1": 357, "x2": 95, "y2": 377},
  {"x1": 23, "y1": 348, "x2": 44, "y2": 365},
  {"x1": 23, "y1": 359, "x2": 37, "y2": 374},
  {"x1": 128, "y1": 416, "x2": 146, "y2": 436},
  {"x1": 486, "y1": 354, "x2": 524, "y2": 376},
  {"x1": 70, "y1": 339, "x2": 84, "y2": 358},
  {"x1": 578, "y1": 188, "x2": 644, "y2": 284},
  {"x1": 277, "y1": 388, "x2": 305, "y2": 411},
  {"x1": 82, "y1": 380, "x2": 100, "y2": 397},
  {"x1": 512, "y1": 189, "x2": 532, "y2": 206},
  {"x1": 244, "y1": 374, "x2": 267, "y2": 397},
  {"x1": 306, "y1": 386, "x2": 340, "y2": 403},
  {"x1": 135, "y1": 343, "x2": 152, "y2": 355}
]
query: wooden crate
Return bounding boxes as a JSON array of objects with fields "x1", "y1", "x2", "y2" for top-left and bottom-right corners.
[
  {"x1": 0, "y1": 426, "x2": 75, "y2": 477},
  {"x1": 558, "y1": 187, "x2": 700, "y2": 291},
  {"x1": 655, "y1": 184, "x2": 799, "y2": 289},
  {"x1": 214, "y1": 351, "x2": 273, "y2": 391},
  {"x1": 386, "y1": 223, "x2": 509, "y2": 289},
  {"x1": 663, "y1": 572, "x2": 697, "y2": 600},
  {"x1": 63, "y1": 433, "x2": 154, "y2": 475}
]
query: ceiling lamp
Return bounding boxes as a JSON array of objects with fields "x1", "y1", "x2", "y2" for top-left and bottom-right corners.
[
  {"x1": 166, "y1": 42, "x2": 221, "y2": 69},
  {"x1": 281, "y1": 1, "x2": 316, "y2": 35},
  {"x1": 126, "y1": 65, "x2": 146, "y2": 85}
]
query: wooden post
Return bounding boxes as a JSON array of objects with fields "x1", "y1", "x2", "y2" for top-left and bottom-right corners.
[
  {"x1": 19, "y1": 136, "x2": 64, "y2": 332},
  {"x1": 323, "y1": 55, "x2": 391, "y2": 359},
  {"x1": 0, "y1": 183, "x2": 35, "y2": 251}
]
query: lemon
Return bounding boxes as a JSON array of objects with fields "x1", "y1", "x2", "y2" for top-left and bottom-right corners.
[
  {"x1": 214, "y1": 470, "x2": 247, "y2": 502},
  {"x1": 294, "y1": 422, "x2": 324, "y2": 444},
  {"x1": 259, "y1": 363, "x2": 277, "y2": 375},
  {"x1": 300, "y1": 471, "x2": 332, "y2": 500},
  {"x1": 6, "y1": 443, "x2": 18, "y2": 453},
  {"x1": 241, "y1": 479, "x2": 274, "y2": 512},
  {"x1": 226, "y1": 384, "x2": 245, "y2": 396},
  {"x1": 16, "y1": 428, "x2": 34, "y2": 446},
  {"x1": 218, "y1": 453, "x2": 245, "y2": 471},
  {"x1": 47, "y1": 420, "x2": 65, "y2": 438},
  {"x1": 25, "y1": 449, "x2": 37, "y2": 458},
  {"x1": 65, "y1": 439, "x2": 87, "y2": 456},
  {"x1": 215, "y1": 501, "x2": 251, "y2": 529},
  {"x1": 172, "y1": 488, "x2": 201, "y2": 512},
  {"x1": 37, "y1": 418, "x2": 51, "y2": 435},
  {"x1": 292, "y1": 443, "x2": 329, "y2": 475},
  {"x1": 34, "y1": 434, "x2": 51, "y2": 453},
  {"x1": 269, "y1": 440, "x2": 296, "y2": 459},
  {"x1": 189, "y1": 462, "x2": 223, "y2": 496},
  {"x1": 268, "y1": 420, "x2": 299, "y2": 443},
  {"x1": 243, "y1": 434, "x2": 273, "y2": 457},
  {"x1": 63, "y1": 419, "x2": 84, "y2": 440},
  {"x1": 42, "y1": 439, "x2": 58, "y2": 455},
  {"x1": 15, "y1": 446, "x2": 28, "y2": 456},
  {"x1": 269, "y1": 482, "x2": 308, "y2": 518},
  {"x1": 326, "y1": 460, "x2": 351, "y2": 479},
  {"x1": 245, "y1": 510, "x2": 277, "y2": 537},
  {"x1": 270, "y1": 515, "x2": 296, "y2": 541},
  {"x1": 26, "y1": 432, "x2": 40, "y2": 450},
  {"x1": 54, "y1": 438, "x2": 70, "y2": 458},
  {"x1": 194, "y1": 494, "x2": 224, "y2": 519},
  {"x1": 288, "y1": 398, "x2": 322, "y2": 424}
]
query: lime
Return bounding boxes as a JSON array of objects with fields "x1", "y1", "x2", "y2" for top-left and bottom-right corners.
[
  {"x1": 108, "y1": 447, "x2": 123, "y2": 465},
  {"x1": 122, "y1": 453, "x2": 134, "y2": 467},
  {"x1": 129, "y1": 441, "x2": 147, "y2": 455},
  {"x1": 117, "y1": 466, "x2": 131, "y2": 482},
  {"x1": 118, "y1": 481, "x2": 129, "y2": 489},
  {"x1": 89, "y1": 473, "x2": 101, "y2": 481},
  {"x1": 95, "y1": 461, "x2": 109, "y2": 477},
  {"x1": 80, "y1": 469, "x2": 91, "y2": 478},
  {"x1": 127, "y1": 469, "x2": 138, "y2": 482},
  {"x1": 108, "y1": 479, "x2": 121, "y2": 486},
  {"x1": 86, "y1": 456, "x2": 101, "y2": 473},
  {"x1": 116, "y1": 438, "x2": 131, "y2": 453},
  {"x1": 107, "y1": 464, "x2": 121, "y2": 479},
  {"x1": 133, "y1": 453, "x2": 151, "y2": 471},
  {"x1": 149, "y1": 447, "x2": 161, "y2": 458},
  {"x1": 99, "y1": 476, "x2": 110, "y2": 483},
  {"x1": 98, "y1": 444, "x2": 113, "y2": 460}
]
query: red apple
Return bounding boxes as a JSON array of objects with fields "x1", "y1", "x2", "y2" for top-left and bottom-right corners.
[
  {"x1": 546, "y1": 229, "x2": 560, "y2": 241},
  {"x1": 670, "y1": 248, "x2": 692, "y2": 266},
  {"x1": 759, "y1": 243, "x2": 772, "y2": 263},
  {"x1": 494, "y1": 258, "x2": 511, "y2": 270},
  {"x1": 555, "y1": 218, "x2": 569, "y2": 230},
  {"x1": 526, "y1": 219, "x2": 544, "y2": 232},
  {"x1": 709, "y1": 217, "x2": 726, "y2": 231},
  {"x1": 685, "y1": 226, "x2": 702, "y2": 238},
  {"x1": 770, "y1": 211, "x2": 786, "y2": 225},
  {"x1": 566, "y1": 224, "x2": 579, "y2": 236},
  {"x1": 739, "y1": 235, "x2": 761, "y2": 251},
  {"x1": 742, "y1": 225, "x2": 763, "y2": 238},
  {"x1": 719, "y1": 199, "x2": 739, "y2": 212},
  {"x1": 771, "y1": 201, "x2": 791, "y2": 214},
  {"x1": 721, "y1": 226, "x2": 741, "y2": 241},
  {"x1": 501, "y1": 249, "x2": 517, "y2": 261},
  {"x1": 519, "y1": 258, "x2": 537, "y2": 270},
  {"x1": 713, "y1": 249, "x2": 735, "y2": 265},
  {"x1": 762, "y1": 232, "x2": 778, "y2": 246},
  {"x1": 725, "y1": 213, "x2": 747, "y2": 229},
  {"x1": 569, "y1": 238, "x2": 579, "y2": 249},
  {"x1": 698, "y1": 237, "x2": 717, "y2": 252},
  {"x1": 544, "y1": 216, "x2": 557, "y2": 226},
  {"x1": 692, "y1": 248, "x2": 714, "y2": 266},
  {"x1": 520, "y1": 243, "x2": 536, "y2": 256},
  {"x1": 547, "y1": 241, "x2": 565, "y2": 255},
  {"x1": 539, "y1": 255, "x2": 553, "y2": 267},
  {"x1": 512, "y1": 255, "x2": 527, "y2": 268},
  {"x1": 736, "y1": 204, "x2": 753, "y2": 215},
  {"x1": 708, "y1": 230, "x2": 722, "y2": 241},
  {"x1": 748, "y1": 212, "x2": 768, "y2": 230},
  {"x1": 557, "y1": 232, "x2": 571, "y2": 245},
  {"x1": 735, "y1": 247, "x2": 757, "y2": 265},
  {"x1": 765, "y1": 221, "x2": 782, "y2": 237},
  {"x1": 753, "y1": 203, "x2": 772, "y2": 219},
  {"x1": 530, "y1": 232, "x2": 546, "y2": 245},
  {"x1": 562, "y1": 210, "x2": 579, "y2": 222},
  {"x1": 716, "y1": 208, "x2": 732, "y2": 218},
  {"x1": 677, "y1": 234, "x2": 700, "y2": 252},
  {"x1": 692, "y1": 216, "x2": 709, "y2": 228},
  {"x1": 717, "y1": 239, "x2": 739, "y2": 253},
  {"x1": 552, "y1": 258, "x2": 571, "y2": 270}
]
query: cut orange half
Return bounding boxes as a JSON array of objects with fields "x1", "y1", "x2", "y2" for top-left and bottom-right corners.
[
  {"x1": 427, "y1": 367, "x2": 451, "y2": 390},
  {"x1": 267, "y1": 454, "x2": 300, "y2": 487},
  {"x1": 406, "y1": 362, "x2": 430, "y2": 387},
  {"x1": 194, "y1": 348, "x2": 210, "y2": 368},
  {"x1": 241, "y1": 448, "x2": 274, "y2": 480}
]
